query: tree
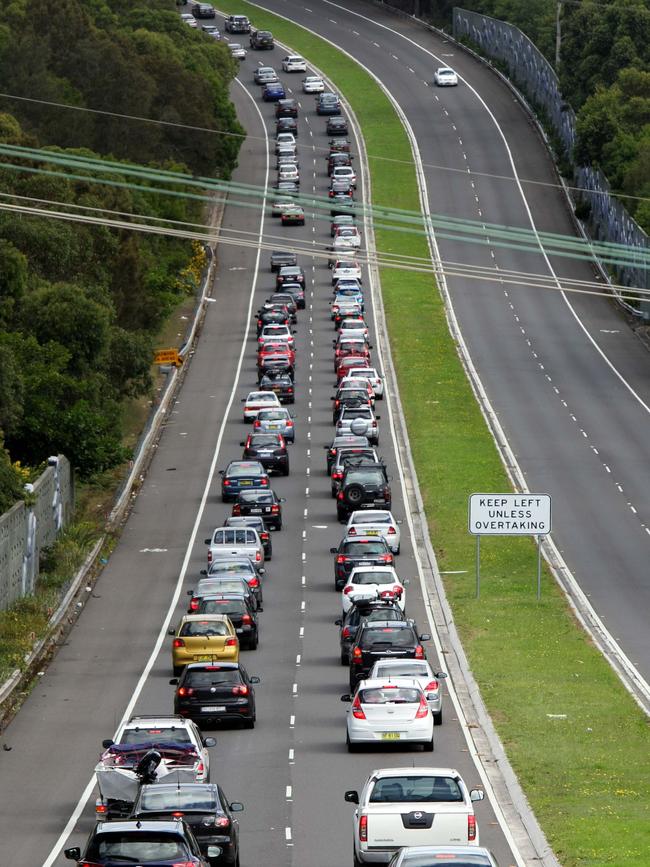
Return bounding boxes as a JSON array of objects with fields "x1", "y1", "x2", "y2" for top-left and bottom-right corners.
[{"x1": 0, "y1": 239, "x2": 27, "y2": 325}]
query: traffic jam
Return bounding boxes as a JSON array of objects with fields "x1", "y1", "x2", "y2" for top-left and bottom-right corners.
[{"x1": 60, "y1": 8, "x2": 494, "y2": 867}]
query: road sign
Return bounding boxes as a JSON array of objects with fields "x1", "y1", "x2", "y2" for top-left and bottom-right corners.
[
  {"x1": 468, "y1": 493, "x2": 551, "y2": 536},
  {"x1": 154, "y1": 348, "x2": 181, "y2": 367}
]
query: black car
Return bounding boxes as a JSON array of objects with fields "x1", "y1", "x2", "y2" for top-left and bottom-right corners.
[
  {"x1": 259, "y1": 371, "x2": 295, "y2": 404},
  {"x1": 192, "y1": 3, "x2": 216, "y2": 18},
  {"x1": 327, "y1": 152, "x2": 352, "y2": 175},
  {"x1": 332, "y1": 390, "x2": 372, "y2": 426},
  {"x1": 327, "y1": 115, "x2": 349, "y2": 135},
  {"x1": 198, "y1": 593, "x2": 259, "y2": 649},
  {"x1": 328, "y1": 138, "x2": 351, "y2": 153},
  {"x1": 270, "y1": 250, "x2": 298, "y2": 271},
  {"x1": 257, "y1": 355, "x2": 294, "y2": 383},
  {"x1": 220, "y1": 461, "x2": 270, "y2": 503},
  {"x1": 198, "y1": 558, "x2": 264, "y2": 611},
  {"x1": 240, "y1": 433, "x2": 289, "y2": 476},
  {"x1": 348, "y1": 620, "x2": 431, "y2": 689},
  {"x1": 277, "y1": 280, "x2": 305, "y2": 309},
  {"x1": 274, "y1": 179, "x2": 300, "y2": 195},
  {"x1": 250, "y1": 29, "x2": 274, "y2": 49},
  {"x1": 337, "y1": 462, "x2": 391, "y2": 521},
  {"x1": 330, "y1": 195, "x2": 355, "y2": 217},
  {"x1": 225, "y1": 515, "x2": 272, "y2": 559},
  {"x1": 257, "y1": 307, "x2": 290, "y2": 334},
  {"x1": 268, "y1": 293, "x2": 298, "y2": 320},
  {"x1": 330, "y1": 535, "x2": 394, "y2": 590},
  {"x1": 316, "y1": 92, "x2": 341, "y2": 115},
  {"x1": 276, "y1": 264, "x2": 305, "y2": 289},
  {"x1": 335, "y1": 597, "x2": 406, "y2": 665},
  {"x1": 64, "y1": 819, "x2": 211, "y2": 867},
  {"x1": 232, "y1": 489, "x2": 284, "y2": 530},
  {"x1": 276, "y1": 117, "x2": 298, "y2": 136},
  {"x1": 172, "y1": 662, "x2": 260, "y2": 727},
  {"x1": 330, "y1": 447, "x2": 378, "y2": 494},
  {"x1": 189, "y1": 575, "x2": 258, "y2": 615},
  {"x1": 324, "y1": 434, "x2": 370, "y2": 475},
  {"x1": 276, "y1": 98, "x2": 299, "y2": 118}
]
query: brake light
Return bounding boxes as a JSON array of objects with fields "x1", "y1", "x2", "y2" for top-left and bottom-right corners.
[
  {"x1": 232, "y1": 504, "x2": 241, "y2": 515},
  {"x1": 352, "y1": 646, "x2": 362, "y2": 659},
  {"x1": 337, "y1": 492, "x2": 344, "y2": 500},
  {"x1": 342, "y1": 626, "x2": 351, "y2": 638},
  {"x1": 225, "y1": 637, "x2": 238, "y2": 647},
  {"x1": 424, "y1": 680, "x2": 439, "y2": 692},
  {"x1": 414, "y1": 645, "x2": 425, "y2": 659},
  {"x1": 468, "y1": 814, "x2": 477, "y2": 842},
  {"x1": 249, "y1": 576, "x2": 259, "y2": 588},
  {"x1": 254, "y1": 420, "x2": 261, "y2": 429},
  {"x1": 415, "y1": 695, "x2": 429, "y2": 718},
  {"x1": 215, "y1": 816, "x2": 230, "y2": 828},
  {"x1": 170, "y1": 862, "x2": 194, "y2": 867},
  {"x1": 393, "y1": 584, "x2": 403, "y2": 596},
  {"x1": 173, "y1": 638, "x2": 185, "y2": 648},
  {"x1": 242, "y1": 614, "x2": 252, "y2": 625},
  {"x1": 207, "y1": 551, "x2": 212, "y2": 563},
  {"x1": 348, "y1": 526, "x2": 356, "y2": 535},
  {"x1": 232, "y1": 684, "x2": 249, "y2": 696},
  {"x1": 351, "y1": 693, "x2": 366, "y2": 720},
  {"x1": 223, "y1": 479, "x2": 231, "y2": 486},
  {"x1": 286, "y1": 420, "x2": 294, "y2": 427},
  {"x1": 343, "y1": 586, "x2": 354, "y2": 595},
  {"x1": 81, "y1": 862, "x2": 103, "y2": 867},
  {"x1": 271, "y1": 504, "x2": 279, "y2": 513},
  {"x1": 256, "y1": 551, "x2": 261, "y2": 561},
  {"x1": 336, "y1": 555, "x2": 346, "y2": 563},
  {"x1": 177, "y1": 687, "x2": 194, "y2": 697},
  {"x1": 388, "y1": 526, "x2": 396, "y2": 534},
  {"x1": 95, "y1": 803, "x2": 107, "y2": 818},
  {"x1": 257, "y1": 319, "x2": 262, "y2": 327},
  {"x1": 261, "y1": 478, "x2": 269, "y2": 486},
  {"x1": 189, "y1": 598, "x2": 199, "y2": 611},
  {"x1": 380, "y1": 554, "x2": 393, "y2": 563},
  {"x1": 261, "y1": 532, "x2": 269, "y2": 541},
  {"x1": 359, "y1": 815, "x2": 368, "y2": 842},
  {"x1": 172, "y1": 811, "x2": 185, "y2": 818}
]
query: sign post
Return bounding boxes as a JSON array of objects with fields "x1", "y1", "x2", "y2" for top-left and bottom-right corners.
[{"x1": 468, "y1": 493, "x2": 552, "y2": 599}]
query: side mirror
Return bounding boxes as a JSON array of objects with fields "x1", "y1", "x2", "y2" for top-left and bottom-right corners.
[
  {"x1": 259, "y1": 568, "x2": 266, "y2": 575},
  {"x1": 470, "y1": 789, "x2": 485, "y2": 802},
  {"x1": 168, "y1": 628, "x2": 176, "y2": 636},
  {"x1": 279, "y1": 498, "x2": 287, "y2": 503},
  {"x1": 419, "y1": 633, "x2": 431, "y2": 642},
  {"x1": 396, "y1": 519, "x2": 403, "y2": 525},
  {"x1": 239, "y1": 442, "x2": 246, "y2": 447},
  {"x1": 344, "y1": 790, "x2": 359, "y2": 804},
  {"x1": 200, "y1": 569, "x2": 207, "y2": 576},
  {"x1": 219, "y1": 470, "x2": 225, "y2": 475},
  {"x1": 403, "y1": 578, "x2": 410, "y2": 586},
  {"x1": 64, "y1": 848, "x2": 81, "y2": 861},
  {"x1": 240, "y1": 398, "x2": 245, "y2": 402},
  {"x1": 203, "y1": 736, "x2": 217, "y2": 747},
  {"x1": 340, "y1": 694, "x2": 352, "y2": 702},
  {"x1": 229, "y1": 801, "x2": 244, "y2": 812},
  {"x1": 204, "y1": 538, "x2": 211, "y2": 545},
  {"x1": 169, "y1": 678, "x2": 179, "y2": 685},
  {"x1": 334, "y1": 618, "x2": 343, "y2": 626},
  {"x1": 330, "y1": 547, "x2": 338, "y2": 554},
  {"x1": 375, "y1": 415, "x2": 381, "y2": 420},
  {"x1": 250, "y1": 676, "x2": 261, "y2": 684},
  {"x1": 101, "y1": 739, "x2": 114, "y2": 749},
  {"x1": 435, "y1": 671, "x2": 449, "y2": 679},
  {"x1": 187, "y1": 589, "x2": 194, "y2": 595},
  {"x1": 292, "y1": 329, "x2": 297, "y2": 334}
]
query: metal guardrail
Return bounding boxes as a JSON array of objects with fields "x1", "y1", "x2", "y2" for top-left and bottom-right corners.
[{"x1": 452, "y1": 7, "x2": 650, "y2": 316}]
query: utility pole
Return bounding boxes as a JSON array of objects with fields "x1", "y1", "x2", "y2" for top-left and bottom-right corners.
[{"x1": 555, "y1": 0, "x2": 563, "y2": 71}]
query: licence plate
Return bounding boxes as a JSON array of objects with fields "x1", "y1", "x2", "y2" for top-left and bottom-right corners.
[
  {"x1": 235, "y1": 628, "x2": 243, "y2": 634},
  {"x1": 365, "y1": 530, "x2": 379, "y2": 535},
  {"x1": 195, "y1": 655, "x2": 214, "y2": 661},
  {"x1": 268, "y1": 424, "x2": 281, "y2": 429},
  {"x1": 240, "y1": 480, "x2": 253, "y2": 486},
  {"x1": 381, "y1": 732, "x2": 401, "y2": 740},
  {"x1": 250, "y1": 508, "x2": 262, "y2": 514},
  {"x1": 202, "y1": 706, "x2": 226, "y2": 713}
]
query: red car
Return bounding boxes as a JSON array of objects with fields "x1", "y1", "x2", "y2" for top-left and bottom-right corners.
[
  {"x1": 336, "y1": 355, "x2": 370, "y2": 382},
  {"x1": 334, "y1": 340, "x2": 371, "y2": 369},
  {"x1": 258, "y1": 342, "x2": 296, "y2": 368}
]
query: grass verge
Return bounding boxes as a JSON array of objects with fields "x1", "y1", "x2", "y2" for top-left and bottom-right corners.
[{"x1": 220, "y1": 3, "x2": 650, "y2": 864}]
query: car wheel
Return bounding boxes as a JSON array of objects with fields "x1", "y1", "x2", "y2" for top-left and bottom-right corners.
[
  {"x1": 346, "y1": 733, "x2": 359, "y2": 753},
  {"x1": 393, "y1": 545, "x2": 400, "y2": 555},
  {"x1": 283, "y1": 465, "x2": 290, "y2": 476},
  {"x1": 340, "y1": 651, "x2": 348, "y2": 666},
  {"x1": 337, "y1": 508, "x2": 348, "y2": 523},
  {"x1": 243, "y1": 718, "x2": 255, "y2": 730},
  {"x1": 434, "y1": 711, "x2": 442, "y2": 726},
  {"x1": 422, "y1": 737, "x2": 434, "y2": 752}
]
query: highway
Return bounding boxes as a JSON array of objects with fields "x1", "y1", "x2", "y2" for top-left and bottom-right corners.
[
  {"x1": 255, "y1": 0, "x2": 650, "y2": 681},
  {"x1": 0, "y1": 28, "x2": 520, "y2": 867}
]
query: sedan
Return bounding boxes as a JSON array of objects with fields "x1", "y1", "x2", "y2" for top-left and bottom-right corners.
[
  {"x1": 331, "y1": 535, "x2": 394, "y2": 590},
  {"x1": 434, "y1": 66, "x2": 459, "y2": 86},
  {"x1": 368, "y1": 659, "x2": 448, "y2": 725},
  {"x1": 316, "y1": 92, "x2": 341, "y2": 115},
  {"x1": 331, "y1": 258, "x2": 362, "y2": 285},
  {"x1": 302, "y1": 75, "x2": 325, "y2": 93},
  {"x1": 201, "y1": 24, "x2": 221, "y2": 39},
  {"x1": 242, "y1": 390, "x2": 281, "y2": 421},
  {"x1": 276, "y1": 98, "x2": 299, "y2": 118},
  {"x1": 254, "y1": 407, "x2": 295, "y2": 442},
  {"x1": 341, "y1": 679, "x2": 434, "y2": 751},
  {"x1": 346, "y1": 509, "x2": 400, "y2": 553},
  {"x1": 341, "y1": 565, "x2": 407, "y2": 613},
  {"x1": 277, "y1": 163, "x2": 299, "y2": 183},
  {"x1": 271, "y1": 197, "x2": 296, "y2": 217},
  {"x1": 263, "y1": 82, "x2": 286, "y2": 101},
  {"x1": 281, "y1": 205, "x2": 305, "y2": 226},
  {"x1": 388, "y1": 848, "x2": 499, "y2": 867},
  {"x1": 347, "y1": 366, "x2": 384, "y2": 399},
  {"x1": 276, "y1": 265, "x2": 305, "y2": 289},
  {"x1": 258, "y1": 371, "x2": 295, "y2": 404},
  {"x1": 227, "y1": 43, "x2": 246, "y2": 60},
  {"x1": 332, "y1": 165, "x2": 357, "y2": 187},
  {"x1": 283, "y1": 55, "x2": 307, "y2": 72},
  {"x1": 254, "y1": 66, "x2": 277, "y2": 85},
  {"x1": 131, "y1": 783, "x2": 243, "y2": 867},
  {"x1": 240, "y1": 432, "x2": 289, "y2": 476},
  {"x1": 327, "y1": 115, "x2": 348, "y2": 135},
  {"x1": 220, "y1": 460, "x2": 269, "y2": 502},
  {"x1": 171, "y1": 662, "x2": 260, "y2": 728},
  {"x1": 232, "y1": 489, "x2": 284, "y2": 530},
  {"x1": 169, "y1": 614, "x2": 239, "y2": 675},
  {"x1": 333, "y1": 225, "x2": 361, "y2": 249},
  {"x1": 199, "y1": 593, "x2": 260, "y2": 649}
]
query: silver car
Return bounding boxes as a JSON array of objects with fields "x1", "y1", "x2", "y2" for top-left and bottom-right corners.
[
  {"x1": 255, "y1": 407, "x2": 295, "y2": 442},
  {"x1": 204, "y1": 526, "x2": 264, "y2": 569},
  {"x1": 336, "y1": 405, "x2": 379, "y2": 444},
  {"x1": 254, "y1": 66, "x2": 277, "y2": 85},
  {"x1": 388, "y1": 847, "x2": 498, "y2": 867},
  {"x1": 367, "y1": 659, "x2": 448, "y2": 725}
]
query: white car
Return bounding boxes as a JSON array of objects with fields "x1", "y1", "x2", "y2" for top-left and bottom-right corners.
[
  {"x1": 434, "y1": 66, "x2": 458, "y2": 86},
  {"x1": 339, "y1": 376, "x2": 376, "y2": 404},
  {"x1": 339, "y1": 319, "x2": 369, "y2": 342},
  {"x1": 345, "y1": 768, "x2": 485, "y2": 863},
  {"x1": 331, "y1": 258, "x2": 362, "y2": 285},
  {"x1": 275, "y1": 132, "x2": 296, "y2": 155},
  {"x1": 242, "y1": 390, "x2": 281, "y2": 421},
  {"x1": 302, "y1": 75, "x2": 325, "y2": 93},
  {"x1": 348, "y1": 367, "x2": 384, "y2": 400},
  {"x1": 368, "y1": 660, "x2": 447, "y2": 724},
  {"x1": 332, "y1": 165, "x2": 357, "y2": 187},
  {"x1": 347, "y1": 509, "x2": 400, "y2": 552},
  {"x1": 333, "y1": 226, "x2": 362, "y2": 250},
  {"x1": 227, "y1": 42, "x2": 247, "y2": 60},
  {"x1": 342, "y1": 678, "x2": 434, "y2": 752},
  {"x1": 282, "y1": 55, "x2": 307, "y2": 72},
  {"x1": 342, "y1": 565, "x2": 407, "y2": 613},
  {"x1": 278, "y1": 165, "x2": 299, "y2": 183}
]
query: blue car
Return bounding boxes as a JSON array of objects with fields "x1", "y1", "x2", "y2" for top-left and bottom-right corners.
[
  {"x1": 220, "y1": 460, "x2": 270, "y2": 502},
  {"x1": 263, "y1": 82, "x2": 286, "y2": 101},
  {"x1": 316, "y1": 92, "x2": 341, "y2": 115}
]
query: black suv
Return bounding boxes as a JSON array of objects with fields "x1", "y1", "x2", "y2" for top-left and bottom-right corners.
[
  {"x1": 335, "y1": 597, "x2": 405, "y2": 665},
  {"x1": 337, "y1": 462, "x2": 391, "y2": 522},
  {"x1": 330, "y1": 535, "x2": 394, "y2": 590},
  {"x1": 198, "y1": 593, "x2": 260, "y2": 649},
  {"x1": 240, "y1": 433, "x2": 290, "y2": 476},
  {"x1": 324, "y1": 434, "x2": 370, "y2": 475},
  {"x1": 131, "y1": 783, "x2": 243, "y2": 867},
  {"x1": 64, "y1": 819, "x2": 211, "y2": 866},
  {"x1": 270, "y1": 250, "x2": 297, "y2": 271},
  {"x1": 192, "y1": 3, "x2": 216, "y2": 18},
  {"x1": 259, "y1": 371, "x2": 295, "y2": 404},
  {"x1": 250, "y1": 29, "x2": 274, "y2": 49},
  {"x1": 171, "y1": 662, "x2": 260, "y2": 727},
  {"x1": 348, "y1": 620, "x2": 431, "y2": 689}
]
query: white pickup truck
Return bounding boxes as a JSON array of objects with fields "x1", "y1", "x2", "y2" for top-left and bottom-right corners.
[
  {"x1": 204, "y1": 526, "x2": 264, "y2": 568},
  {"x1": 345, "y1": 767, "x2": 484, "y2": 865}
]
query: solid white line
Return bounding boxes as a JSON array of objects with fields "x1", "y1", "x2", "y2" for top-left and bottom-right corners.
[{"x1": 40, "y1": 79, "x2": 271, "y2": 867}]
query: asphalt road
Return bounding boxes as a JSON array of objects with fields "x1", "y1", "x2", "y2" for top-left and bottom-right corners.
[
  {"x1": 0, "y1": 30, "x2": 518, "y2": 867},
  {"x1": 256, "y1": 0, "x2": 650, "y2": 680}
]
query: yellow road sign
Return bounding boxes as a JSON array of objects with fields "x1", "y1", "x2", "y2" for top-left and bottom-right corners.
[{"x1": 154, "y1": 348, "x2": 181, "y2": 367}]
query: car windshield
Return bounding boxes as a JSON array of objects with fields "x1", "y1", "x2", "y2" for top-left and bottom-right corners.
[
  {"x1": 180, "y1": 620, "x2": 229, "y2": 637},
  {"x1": 375, "y1": 663, "x2": 429, "y2": 678},
  {"x1": 200, "y1": 598, "x2": 247, "y2": 615},
  {"x1": 358, "y1": 687, "x2": 420, "y2": 704},
  {"x1": 120, "y1": 728, "x2": 191, "y2": 746},
  {"x1": 361, "y1": 627, "x2": 413, "y2": 648},
  {"x1": 186, "y1": 669, "x2": 241, "y2": 687},
  {"x1": 342, "y1": 541, "x2": 387, "y2": 555},
  {"x1": 250, "y1": 435, "x2": 281, "y2": 447},
  {"x1": 140, "y1": 788, "x2": 217, "y2": 812},
  {"x1": 351, "y1": 571, "x2": 392, "y2": 585},
  {"x1": 228, "y1": 463, "x2": 263, "y2": 477},
  {"x1": 89, "y1": 833, "x2": 188, "y2": 860},
  {"x1": 369, "y1": 775, "x2": 464, "y2": 803},
  {"x1": 353, "y1": 512, "x2": 391, "y2": 524}
]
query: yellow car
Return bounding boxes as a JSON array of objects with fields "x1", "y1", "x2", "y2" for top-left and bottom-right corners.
[{"x1": 170, "y1": 614, "x2": 239, "y2": 674}]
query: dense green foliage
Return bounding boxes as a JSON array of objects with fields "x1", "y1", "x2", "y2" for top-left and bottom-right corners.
[{"x1": 0, "y1": 0, "x2": 243, "y2": 496}]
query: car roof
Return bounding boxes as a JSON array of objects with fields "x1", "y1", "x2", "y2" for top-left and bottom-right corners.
[{"x1": 370, "y1": 766, "x2": 460, "y2": 779}]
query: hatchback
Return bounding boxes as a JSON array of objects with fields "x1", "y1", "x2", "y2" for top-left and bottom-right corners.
[
  {"x1": 171, "y1": 662, "x2": 260, "y2": 728},
  {"x1": 220, "y1": 460, "x2": 269, "y2": 502},
  {"x1": 240, "y1": 432, "x2": 289, "y2": 475},
  {"x1": 198, "y1": 593, "x2": 259, "y2": 649},
  {"x1": 254, "y1": 407, "x2": 295, "y2": 442}
]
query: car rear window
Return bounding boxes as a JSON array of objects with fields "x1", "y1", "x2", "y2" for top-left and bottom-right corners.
[
  {"x1": 207, "y1": 562, "x2": 252, "y2": 576},
  {"x1": 353, "y1": 512, "x2": 390, "y2": 524},
  {"x1": 369, "y1": 775, "x2": 464, "y2": 803},
  {"x1": 360, "y1": 627, "x2": 415, "y2": 648},
  {"x1": 90, "y1": 834, "x2": 188, "y2": 860},
  {"x1": 213, "y1": 529, "x2": 255, "y2": 545},
  {"x1": 402, "y1": 856, "x2": 492, "y2": 867},
  {"x1": 120, "y1": 728, "x2": 191, "y2": 745},
  {"x1": 238, "y1": 491, "x2": 274, "y2": 504},
  {"x1": 186, "y1": 669, "x2": 241, "y2": 687},
  {"x1": 374, "y1": 663, "x2": 429, "y2": 678},
  {"x1": 358, "y1": 687, "x2": 420, "y2": 704},
  {"x1": 342, "y1": 541, "x2": 387, "y2": 555},
  {"x1": 200, "y1": 598, "x2": 247, "y2": 616},
  {"x1": 258, "y1": 410, "x2": 289, "y2": 420},
  {"x1": 140, "y1": 788, "x2": 217, "y2": 811},
  {"x1": 228, "y1": 463, "x2": 263, "y2": 477},
  {"x1": 180, "y1": 620, "x2": 229, "y2": 637},
  {"x1": 345, "y1": 469, "x2": 384, "y2": 485},
  {"x1": 351, "y1": 571, "x2": 392, "y2": 585},
  {"x1": 250, "y1": 435, "x2": 282, "y2": 447}
]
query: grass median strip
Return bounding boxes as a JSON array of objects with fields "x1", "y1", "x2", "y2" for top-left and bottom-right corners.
[{"x1": 220, "y1": 3, "x2": 650, "y2": 864}]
